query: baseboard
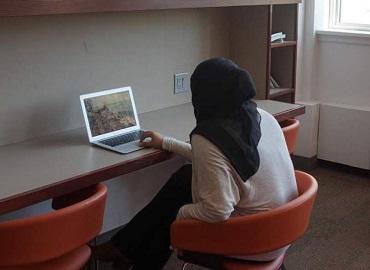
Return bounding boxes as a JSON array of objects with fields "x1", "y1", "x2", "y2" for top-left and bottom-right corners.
[
  {"x1": 318, "y1": 160, "x2": 370, "y2": 177},
  {"x1": 292, "y1": 155, "x2": 319, "y2": 171},
  {"x1": 292, "y1": 155, "x2": 370, "y2": 176}
]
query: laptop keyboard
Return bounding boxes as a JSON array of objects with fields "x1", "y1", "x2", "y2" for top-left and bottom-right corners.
[{"x1": 100, "y1": 130, "x2": 143, "y2": 147}]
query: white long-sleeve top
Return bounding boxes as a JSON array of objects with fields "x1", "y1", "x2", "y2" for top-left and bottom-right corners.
[{"x1": 162, "y1": 108, "x2": 298, "y2": 261}]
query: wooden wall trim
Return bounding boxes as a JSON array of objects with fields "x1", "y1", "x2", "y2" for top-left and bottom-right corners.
[
  {"x1": 0, "y1": 0, "x2": 301, "y2": 17},
  {"x1": 274, "y1": 105, "x2": 305, "y2": 122}
]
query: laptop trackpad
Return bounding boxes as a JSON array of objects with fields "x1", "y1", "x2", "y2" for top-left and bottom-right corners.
[{"x1": 115, "y1": 141, "x2": 143, "y2": 153}]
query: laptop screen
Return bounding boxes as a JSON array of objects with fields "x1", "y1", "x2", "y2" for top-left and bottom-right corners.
[{"x1": 80, "y1": 87, "x2": 140, "y2": 142}]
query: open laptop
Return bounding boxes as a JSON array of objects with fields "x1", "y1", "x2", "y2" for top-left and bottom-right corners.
[{"x1": 80, "y1": 86, "x2": 144, "y2": 154}]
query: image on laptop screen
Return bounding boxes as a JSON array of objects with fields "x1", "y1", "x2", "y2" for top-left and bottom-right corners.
[{"x1": 83, "y1": 92, "x2": 137, "y2": 137}]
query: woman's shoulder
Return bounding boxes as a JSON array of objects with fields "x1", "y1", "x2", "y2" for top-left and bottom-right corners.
[
  {"x1": 191, "y1": 134, "x2": 216, "y2": 150},
  {"x1": 191, "y1": 134, "x2": 226, "y2": 159},
  {"x1": 257, "y1": 108, "x2": 276, "y2": 122},
  {"x1": 191, "y1": 133, "x2": 209, "y2": 143},
  {"x1": 257, "y1": 108, "x2": 282, "y2": 131}
]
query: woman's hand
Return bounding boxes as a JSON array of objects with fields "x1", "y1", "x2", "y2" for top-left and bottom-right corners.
[{"x1": 139, "y1": 130, "x2": 164, "y2": 149}]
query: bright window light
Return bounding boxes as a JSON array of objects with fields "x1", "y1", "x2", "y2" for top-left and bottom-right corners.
[
  {"x1": 340, "y1": 0, "x2": 370, "y2": 24},
  {"x1": 330, "y1": 0, "x2": 370, "y2": 31}
]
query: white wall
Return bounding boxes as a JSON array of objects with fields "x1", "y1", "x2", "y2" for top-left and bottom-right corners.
[
  {"x1": 295, "y1": 0, "x2": 370, "y2": 169},
  {"x1": 295, "y1": 101, "x2": 320, "y2": 158},
  {"x1": 296, "y1": 0, "x2": 317, "y2": 102},
  {"x1": 0, "y1": 9, "x2": 231, "y2": 228},
  {"x1": 316, "y1": 40, "x2": 370, "y2": 107},
  {"x1": 314, "y1": 37, "x2": 370, "y2": 168},
  {"x1": 0, "y1": 9, "x2": 230, "y2": 146}
]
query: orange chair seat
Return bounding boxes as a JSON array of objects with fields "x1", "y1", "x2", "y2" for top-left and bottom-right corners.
[
  {"x1": 222, "y1": 254, "x2": 285, "y2": 270},
  {"x1": 280, "y1": 119, "x2": 300, "y2": 154},
  {"x1": 171, "y1": 171, "x2": 318, "y2": 270},
  {"x1": 0, "y1": 184, "x2": 107, "y2": 269},
  {"x1": 0, "y1": 245, "x2": 91, "y2": 270}
]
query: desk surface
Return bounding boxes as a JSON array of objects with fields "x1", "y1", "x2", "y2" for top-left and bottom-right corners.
[{"x1": 0, "y1": 100, "x2": 304, "y2": 215}]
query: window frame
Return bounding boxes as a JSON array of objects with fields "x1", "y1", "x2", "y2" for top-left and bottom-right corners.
[{"x1": 329, "y1": 0, "x2": 370, "y2": 32}]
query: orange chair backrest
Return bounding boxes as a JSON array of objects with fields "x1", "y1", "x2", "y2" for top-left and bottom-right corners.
[
  {"x1": 0, "y1": 184, "x2": 107, "y2": 266},
  {"x1": 171, "y1": 171, "x2": 318, "y2": 256},
  {"x1": 281, "y1": 119, "x2": 300, "y2": 154}
]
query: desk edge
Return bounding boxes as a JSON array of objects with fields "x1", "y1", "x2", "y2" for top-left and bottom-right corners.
[
  {"x1": 0, "y1": 150, "x2": 172, "y2": 215},
  {"x1": 0, "y1": 104, "x2": 305, "y2": 215}
]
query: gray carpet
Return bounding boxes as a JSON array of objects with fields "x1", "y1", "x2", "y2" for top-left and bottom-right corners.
[
  {"x1": 284, "y1": 165, "x2": 370, "y2": 270},
  {"x1": 99, "y1": 164, "x2": 370, "y2": 270}
]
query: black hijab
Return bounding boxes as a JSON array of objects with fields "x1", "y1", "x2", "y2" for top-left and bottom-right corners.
[{"x1": 190, "y1": 58, "x2": 261, "y2": 182}]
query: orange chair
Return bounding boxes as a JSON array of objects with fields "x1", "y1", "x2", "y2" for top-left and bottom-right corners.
[
  {"x1": 0, "y1": 184, "x2": 107, "y2": 270},
  {"x1": 280, "y1": 119, "x2": 300, "y2": 154},
  {"x1": 171, "y1": 171, "x2": 318, "y2": 270}
]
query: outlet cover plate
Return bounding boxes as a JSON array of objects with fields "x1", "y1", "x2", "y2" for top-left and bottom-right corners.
[{"x1": 174, "y1": 73, "x2": 190, "y2": 94}]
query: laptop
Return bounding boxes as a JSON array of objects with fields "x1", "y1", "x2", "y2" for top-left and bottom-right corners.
[{"x1": 80, "y1": 86, "x2": 145, "y2": 154}]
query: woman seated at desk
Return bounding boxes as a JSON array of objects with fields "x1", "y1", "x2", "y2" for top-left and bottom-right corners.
[{"x1": 94, "y1": 58, "x2": 298, "y2": 270}]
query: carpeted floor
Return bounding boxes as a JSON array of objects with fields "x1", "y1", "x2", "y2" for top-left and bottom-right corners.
[
  {"x1": 284, "y1": 164, "x2": 370, "y2": 270},
  {"x1": 99, "y1": 164, "x2": 370, "y2": 270}
]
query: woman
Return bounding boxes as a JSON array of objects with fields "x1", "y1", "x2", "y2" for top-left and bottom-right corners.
[{"x1": 94, "y1": 58, "x2": 298, "y2": 269}]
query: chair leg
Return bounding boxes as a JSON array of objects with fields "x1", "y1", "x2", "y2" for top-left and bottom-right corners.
[
  {"x1": 86, "y1": 254, "x2": 98, "y2": 270},
  {"x1": 89, "y1": 238, "x2": 99, "y2": 270},
  {"x1": 84, "y1": 258, "x2": 97, "y2": 270}
]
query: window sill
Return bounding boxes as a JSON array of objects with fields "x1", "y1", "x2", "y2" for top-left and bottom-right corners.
[{"x1": 316, "y1": 30, "x2": 370, "y2": 46}]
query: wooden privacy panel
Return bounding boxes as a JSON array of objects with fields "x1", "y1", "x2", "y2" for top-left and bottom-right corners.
[
  {"x1": 271, "y1": 46, "x2": 295, "y2": 89},
  {"x1": 229, "y1": 6, "x2": 269, "y2": 100},
  {"x1": 0, "y1": 1, "x2": 301, "y2": 17},
  {"x1": 272, "y1": 4, "x2": 297, "y2": 41},
  {"x1": 268, "y1": 4, "x2": 298, "y2": 103}
]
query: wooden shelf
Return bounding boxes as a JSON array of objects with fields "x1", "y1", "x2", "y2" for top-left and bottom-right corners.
[
  {"x1": 271, "y1": 40, "x2": 297, "y2": 48},
  {"x1": 265, "y1": 3, "x2": 298, "y2": 104},
  {"x1": 269, "y1": 88, "x2": 295, "y2": 98},
  {"x1": 0, "y1": 0, "x2": 302, "y2": 17}
]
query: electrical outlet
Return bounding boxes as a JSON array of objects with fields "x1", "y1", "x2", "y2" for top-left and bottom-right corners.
[{"x1": 174, "y1": 73, "x2": 190, "y2": 94}]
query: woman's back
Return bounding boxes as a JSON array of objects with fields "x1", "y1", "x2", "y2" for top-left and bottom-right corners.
[
  {"x1": 227, "y1": 108, "x2": 298, "y2": 261},
  {"x1": 183, "y1": 108, "x2": 297, "y2": 223},
  {"x1": 233, "y1": 108, "x2": 298, "y2": 216}
]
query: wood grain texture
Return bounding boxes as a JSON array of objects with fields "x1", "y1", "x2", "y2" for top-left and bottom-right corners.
[
  {"x1": 271, "y1": 40, "x2": 297, "y2": 48},
  {"x1": 0, "y1": 0, "x2": 301, "y2": 17},
  {"x1": 270, "y1": 4, "x2": 298, "y2": 103},
  {"x1": 265, "y1": 5, "x2": 273, "y2": 99},
  {"x1": 230, "y1": 5, "x2": 270, "y2": 100},
  {"x1": 274, "y1": 104, "x2": 305, "y2": 122},
  {"x1": 269, "y1": 87, "x2": 295, "y2": 98}
]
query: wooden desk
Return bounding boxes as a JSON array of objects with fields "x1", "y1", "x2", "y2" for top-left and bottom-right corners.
[{"x1": 0, "y1": 101, "x2": 304, "y2": 215}]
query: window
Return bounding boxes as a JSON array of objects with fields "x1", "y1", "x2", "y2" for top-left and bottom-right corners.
[{"x1": 330, "y1": 0, "x2": 370, "y2": 31}]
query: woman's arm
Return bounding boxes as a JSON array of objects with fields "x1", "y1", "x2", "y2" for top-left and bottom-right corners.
[
  {"x1": 139, "y1": 130, "x2": 192, "y2": 161},
  {"x1": 162, "y1": 137, "x2": 192, "y2": 161},
  {"x1": 176, "y1": 135, "x2": 240, "y2": 223}
]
